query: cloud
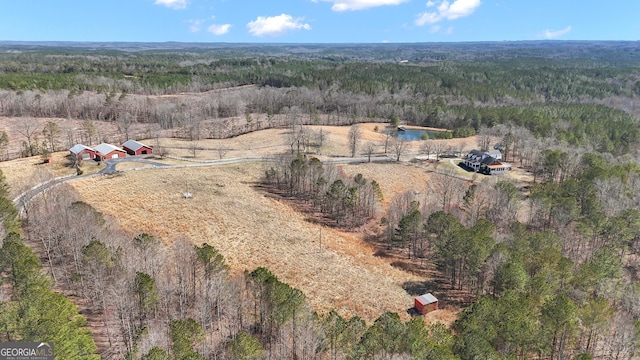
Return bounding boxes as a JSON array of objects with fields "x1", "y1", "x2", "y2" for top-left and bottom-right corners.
[
  {"x1": 154, "y1": 0, "x2": 188, "y2": 10},
  {"x1": 208, "y1": 24, "x2": 232, "y2": 35},
  {"x1": 318, "y1": 0, "x2": 410, "y2": 11},
  {"x1": 247, "y1": 14, "x2": 311, "y2": 37},
  {"x1": 541, "y1": 26, "x2": 572, "y2": 39},
  {"x1": 429, "y1": 25, "x2": 453, "y2": 34},
  {"x1": 415, "y1": 0, "x2": 481, "y2": 26},
  {"x1": 188, "y1": 19, "x2": 204, "y2": 33}
]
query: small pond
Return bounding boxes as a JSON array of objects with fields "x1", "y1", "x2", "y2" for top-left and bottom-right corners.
[{"x1": 394, "y1": 129, "x2": 439, "y2": 141}]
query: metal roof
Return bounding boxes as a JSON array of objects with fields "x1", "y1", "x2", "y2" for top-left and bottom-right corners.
[
  {"x1": 69, "y1": 144, "x2": 95, "y2": 154},
  {"x1": 94, "y1": 143, "x2": 125, "y2": 155},
  {"x1": 122, "y1": 140, "x2": 150, "y2": 151},
  {"x1": 481, "y1": 156, "x2": 498, "y2": 165},
  {"x1": 417, "y1": 293, "x2": 438, "y2": 304}
]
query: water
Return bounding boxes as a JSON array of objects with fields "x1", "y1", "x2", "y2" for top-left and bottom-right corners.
[{"x1": 394, "y1": 129, "x2": 438, "y2": 141}]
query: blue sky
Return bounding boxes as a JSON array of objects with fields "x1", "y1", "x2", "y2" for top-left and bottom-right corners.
[{"x1": 1, "y1": 0, "x2": 638, "y2": 43}]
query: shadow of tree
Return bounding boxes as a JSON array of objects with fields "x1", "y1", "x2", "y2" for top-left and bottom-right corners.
[{"x1": 402, "y1": 279, "x2": 473, "y2": 309}]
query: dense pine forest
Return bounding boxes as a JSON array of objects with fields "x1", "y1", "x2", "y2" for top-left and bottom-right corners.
[{"x1": 0, "y1": 41, "x2": 640, "y2": 359}]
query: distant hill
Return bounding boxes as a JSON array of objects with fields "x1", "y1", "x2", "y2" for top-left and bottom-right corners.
[{"x1": 1, "y1": 40, "x2": 639, "y2": 62}]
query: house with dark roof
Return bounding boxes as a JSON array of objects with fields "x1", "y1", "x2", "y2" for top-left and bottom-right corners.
[
  {"x1": 69, "y1": 144, "x2": 97, "y2": 161},
  {"x1": 94, "y1": 143, "x2": 127, "y2": 160},
  {"x1": 462, "y1": 150, "x2": 486, "y2": 172},
  {"x1": 462, "y1": 150, "x2": 510, "y2": 175},
  {"x1": 122, "y1": 140, "x2": 153, "y2": 156}
]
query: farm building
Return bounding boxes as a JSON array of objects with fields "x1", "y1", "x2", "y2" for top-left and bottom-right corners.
[
  {"x1": 123, "y1": 140, "x2": 153, "y2": 156},
  {"x1": 94, "y1": 143, "x2": 127, "y2": 160},
  {"x1": 414, "y1": 293, "x2": 438, "y2": 315},
  {"x1": 69, "y1": 144, "x2": 98, "y2": 161}
]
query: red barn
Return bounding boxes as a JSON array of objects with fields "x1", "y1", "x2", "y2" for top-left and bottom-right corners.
[
  {"x1": 69, "y1": 144, "x2": 97, "y2": 161},
  {"x1": 414, "y1": 293, "x2": 438, "y2": 315},
  {"x1": 123, "y1": 140, "x2": 153, "y2": 156},
  {"x1": 94, "y1": 143, "x2": 127, "y2": 160}
]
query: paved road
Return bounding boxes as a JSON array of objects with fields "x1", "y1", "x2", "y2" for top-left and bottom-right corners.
[
  {"x1": 99, "y1": 156, "x2": 172, "y2": 174},
  {"x1": 11, "y1": 153, "x2": 407, "y2": 214}
]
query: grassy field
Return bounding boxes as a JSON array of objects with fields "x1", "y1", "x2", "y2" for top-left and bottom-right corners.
[
  {"x1": 0, "y1": 119, "x2": 526, "y2": 325},
  {"x1": 69, "y1": 163, "x2": 443, "y2": 322},
  {"x1": 0, "y1": 151, "x2": 104, "y2": 199}
]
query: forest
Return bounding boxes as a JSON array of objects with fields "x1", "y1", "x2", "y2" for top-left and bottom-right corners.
[{"x1": 0, "y1": 41, "x2": 639, "y2": 359}]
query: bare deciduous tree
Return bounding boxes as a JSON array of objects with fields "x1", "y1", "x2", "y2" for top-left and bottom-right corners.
[
  {"x1": 428, "y1": 168, "x2": 464, "y2": 211},
  {"x1": 117, "y1": 112, "x2": 135, "y2": 143},
  {"x1": 383, "y1": 128, "x2": 394, "y2": 154},
  {"x1": 420, "y1": 140, "x2": 434, "y2": 159},
  {"x1": 312, "y1": 128, "x2": 326, "y2": 154},
  {"x1": 17, "y1": 119, "x2": 39, "y2": 157},
  {"x1": 432, "y1": 141, "x2": 448, "y2": 161},
  {"x1": 217, "y1": 147, "x2": 229, "y2": 160},
  {"x1": 390, "y1": 137, "x2": 408, "y2": 161},
  {"x1": 347, "y1": 124, "x2": 362, "y2": 157},
  {"x1": 42, "y1": 121, "x2": 60, "y2": 152},
  {"x1": 0, "y1": 131, "x2": 8, "y2": 160},
  {"x1": 363, "y1": 142, "x2": 376, "y2": 162},
  {"x1": 477, "y1": 126, "x2": 494, "y2": 151},
  {"x1": 81, "y1": 119, "x2": 97, "y2": 146}
]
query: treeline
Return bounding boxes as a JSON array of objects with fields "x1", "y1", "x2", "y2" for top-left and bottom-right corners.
[
  {"x1": 1, "y1": 48, "x2": 639, "y2": 101},
  {"x1": 0, "y1": 170, "x2": 98, "y2": 359},
  {"x1": 264, "y1": 156, "x2": 382, "y2": 228},
  {"x1": 0, "y1": 44, "x2": 639, "y2": 157},
  {"x1": 380, "y1": 140, "x2": 640, "y2": 358},
  {"x1": 1, "y1": 86, "x2": 636, "y2": 157}
]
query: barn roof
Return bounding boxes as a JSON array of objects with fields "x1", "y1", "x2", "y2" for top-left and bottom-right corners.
[
  {"x1": 416, "y1": 293, "x2": 438, "y2": 305},
  {"x1": 69, "y1": 144, "x2": 95, "y2": 154},
  {"x1": 122, "y1": 139, "x2": 150, "y2": 151},
  {"x1": 95, "y1": 143, "x2": 125, "y2": 155}
]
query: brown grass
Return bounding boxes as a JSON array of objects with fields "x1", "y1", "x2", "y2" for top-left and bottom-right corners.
[
  {"x1": 338, "y1": 162, "x2": 432, "y2": 208},
  {"x1": 115, "y1": 162, "x2": 153, "y2": 171},
  {"x1": 69, "y1": 163, "x2": 431, "y2": 322},
  {"x1": 1, "y1": 121, "x2": 493, "y2": 326},
  {"x1": 0, "y1": 151, "x2": 104, "y2": 199},
  {"x1": 152, "y1": 123, "x2": 469, "y2": 161}
]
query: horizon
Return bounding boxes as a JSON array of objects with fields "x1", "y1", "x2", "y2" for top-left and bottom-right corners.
[
  {"x1": 2, "y1": 39, "x2": 638, "y2": 46},
  {"x1": 2, "y1": 1, "x2": 639, "y2": 43}
]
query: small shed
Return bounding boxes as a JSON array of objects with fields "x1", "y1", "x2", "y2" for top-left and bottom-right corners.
[
  {"x1": 122, "y1": 140, "x2": 153, "y2": 156},
  {"x1": 94, "y1": 143, "x2": 127, "y2": 160},
  {"x1": 415, "y1": 293, "x2": 438, "y2": 315},
  {"x1": 69, "y1": 144, "x2": 97, "y2": 161}
]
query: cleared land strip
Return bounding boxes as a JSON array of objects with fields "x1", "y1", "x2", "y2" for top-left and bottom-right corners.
[{"x1": 12, "y1": 154, "x2": 396, "y2": 212}]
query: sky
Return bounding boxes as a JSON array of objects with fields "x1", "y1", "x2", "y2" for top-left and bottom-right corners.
[{"x1": 1, "y1": 0, "x2": 638, "y2": 43}]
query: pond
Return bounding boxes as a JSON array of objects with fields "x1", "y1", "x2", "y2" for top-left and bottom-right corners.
[{"x1": 394, "y1": 129, "x2": 439, "y2": 141}]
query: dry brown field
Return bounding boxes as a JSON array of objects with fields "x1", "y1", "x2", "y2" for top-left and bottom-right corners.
[
  {"x1": 0, "y1": 151, "x2": 105, "y2": 199},
  {"x1": 0, "y1": 118, "x2": 533, "y2": 326},
  {"x1": 69, "y1": 163, "x2": 440, "y2": 322}
]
